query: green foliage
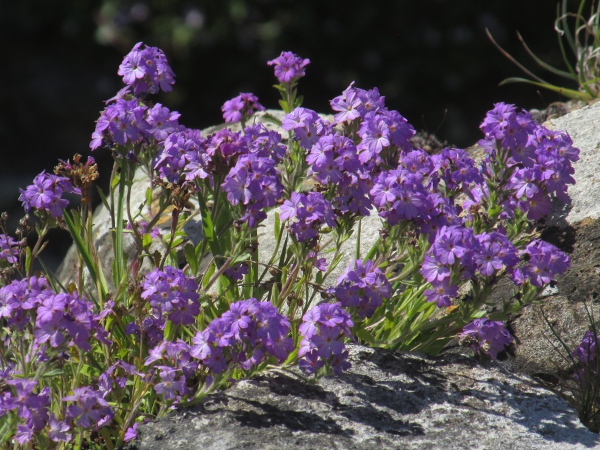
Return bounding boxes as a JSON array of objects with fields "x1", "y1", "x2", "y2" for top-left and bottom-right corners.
[{"x1": 489, "y1": 0, "x2": 600, "y2": 101}]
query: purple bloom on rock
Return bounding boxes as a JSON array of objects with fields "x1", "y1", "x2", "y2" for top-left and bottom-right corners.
[
  {"x1": 268, "y1": 51, "x2": 310, "y2": 83},
  {"x1": 282, "y1": 107, "x2": 329, "y2": 150},
  {"x1": 63, "y1": 386, "x2": 114, "y2": 429},
  {"x1": 222, "y1": 93, "x2": 265, "y2": 123},
  {"x1": 460, "y1": 318, "x2": 514, "y2": 359},
  {"x1": 146, "y1": 103, "x2": 180, "y2": 141},
  {"x1": 0, "y1": 234, "x2": 19, "y2": 264},
  {"x1": 19, "y1": 172, "x2": 74, "y2": 218},
  {"x1": 124, "y1": 422, "x2": 139, "y2": 442},
  {"x1": 333, "y1": 259, "x2": 391, "y2": 318},
  {"x1": 190, "y1": 299, "x2": 292, "y2": 374},
  {"x1": 141, "y1": 266, "x2": 200, "y2": 325},
  {"x1": 424, "y1": 280, "x2": 458, "y2": 308},
  {"x1": 118, "y1": 42, "x2": 175, "y2": 95},
  {"x1": 298, "y1": 302, "x2": 354, "y2": 375},
  {"x1": 154, "y1": 366, "x2": 187, "y2": 401},
  {"x1": 280, "y1": 192, "x2": 336, "y2": 244},
  {"x1": 512, "y1": 239, "x2": 570, "y2": 288}
]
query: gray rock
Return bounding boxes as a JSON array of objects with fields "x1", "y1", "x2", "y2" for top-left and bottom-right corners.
[
  {"x1": 128, "y1": 345, "x2": 600, "y2": 450},
  {"x1": 546, "y1": 100, "x2": 600, "y2": 227}
]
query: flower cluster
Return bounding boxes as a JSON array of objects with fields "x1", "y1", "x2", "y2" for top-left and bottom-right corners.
[
  {"x1": 305, "y1": 132, "x2": 373, "y2": 216},
  {"x1": 117, "y1": 42, "x2": 175, "y2": 96},
  {"x1": 222, "y1": 93, "x2": 265, "y2": 123},
  {"x1": 332, "y1": 259, "x2": 391, "y2": 318},
  {"x1": 140, "y1": 266, "x2": 201, "y2": 325},
  {"x1": 421, "y1": 226, "x2": 521, "y2": 307},
  {"x1": 280, "y1": 192, "x2": 336, "y2": 243},
  {"x1": 282, "y1": 107, "x2": 331, "y2": 150},
  {"x1": 459, "y1": 318, "x2": 514, "y2": 359},
  {"x1": 63, "y1": 387, "x2": 114, "y2": 430},
  {"x1": 153, "y1": 128, "x2": 205, "y2": 184},
  {"x1": 90, "y1": 97, "x2": 181, "y2": 152},
  {"x1": 1, "y1": 379, "x2": 55, "y2": 444},
  {"x1": 512, "y1": 239, "x2": 570, "y2": 288},
  {"x1": 268, "y1": 51, "x2": 310, "y2": 84},
  {"x1": 18, "y1": 172, "x2": 77, "y2": 218},
  {"x1": 298, "y1": 302, "x2": 354, "y2": 375},
  {"x1": 571, "y1": 330, "x2": 600, "y2": 384},
  {"x1": 477, "y1": 102, "x2": 579, "y2": 220},
  {"x1": 143, "y1": 341, "x2": 196, "y2": 403},
  {"x1": 222, "y1": 152, "x2": 284, "y2": 227},
  {"x1": 0, "y1": 278, "x2": 112, "y2": 444},
  {"x1": 330, "y1": 83, "x2": 415, "y2": 164},
  {"x1": 190, "y1": 299, "x2": 293, "y2": 373}
]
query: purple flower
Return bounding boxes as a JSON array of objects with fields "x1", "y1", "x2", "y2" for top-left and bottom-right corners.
[
  {"x1": 424, "y1": 280, "x2": 458, "y2": 308},
  {"x1": 280, "y1": 192, "x2": 336, "y2": 243},
  {"x1": 154, "y1": 366, "x2": 187, "y2": 401},
  {"x1": 282, "y1": 107, "x2": 329, "y2": 150},
  {"x1": 267, "y1": 51, "x2": 310, "y2": 83},
  {"x1": 329, "y1": 83, "x2": 386, "y2": 123},
  {"x1": 124, "y1": 422, "x2": 140, "y2": 442},
  {"x1": 63, "y1": 387, "x2": 114, "y2": 429},
  {"x1": 222, "y1": 93, "x2": 265, "y2": 123},
  {"x1": 460, "y1": 319, "x2": 514, "y2": 359},
  {"x1": 298, "y1": 302, "x2": 353, "y2": 375},
  {"x1": 118, "y1": 42, "x2": 175, "y2": 95},
  {"x1": 19, "y1": 172, "x2": 74, "y2": 218},
  {"x1": 48, "y1": 414, "x2": 71, "y2": 442},
  {"x1": 222, "y1": 153, "x2": 284, "y2": 227},
  {"x1": 513, "y1": 239, "x2": 570, "y2": 288},
  {"x1": 141, "y1": 266, "x2": 200, "y2": 325},
  {"x1": 146, "y1": 103, "x2": 180, "y2": 141},
  {"x1": 90, "y1": 96, "x2": 151, "y2": 150},
  {"x1": 154, "y1": 130, "x2": 205, "y2": 184},
  {"x1": 190, "y1": 299, "x2": 292, "y2": 373},
  {"x1": 333, "y1": 259, "x2": 391, "y2": 318},
  {"x1": 0, "y1": 234, "x2": 19, "y2": 264},
  {"x1": 474, "y1": 231, "x2": 519, "y2": 277}
]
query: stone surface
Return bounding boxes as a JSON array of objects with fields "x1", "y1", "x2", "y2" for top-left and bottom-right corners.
[
  {"x1": 127, "y1": 345, "x2": 600, "y2": 450},
  {"x1": 546, "y1": 100, "x2": 600, "y2": 227}
]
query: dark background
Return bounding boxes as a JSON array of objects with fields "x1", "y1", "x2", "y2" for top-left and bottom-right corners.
[{"x1": 0, "y1": 0, "x2": 578, "y2": 269}]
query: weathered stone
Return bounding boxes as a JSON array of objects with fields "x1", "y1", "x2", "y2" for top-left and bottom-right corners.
[{"x1": 127, "y1": 345, "x2": 600, "y2": 450}]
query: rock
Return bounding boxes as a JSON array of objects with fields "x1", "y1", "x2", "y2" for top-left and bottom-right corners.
[{"x1": 127, "y1": 345, "x2": 600, "y2": 450}]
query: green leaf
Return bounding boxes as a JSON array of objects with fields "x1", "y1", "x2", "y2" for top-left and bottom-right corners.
[
  {"x1": 111, "y1": 172, "x2": 121, "y2": 190},
  {"x1": 142, "y1": 233, "x2": 153, "y2": 248},
  {"x1": 24, "y1": 246, "x2": 32, "y2": 276},
  {"x1": 274, "y1": 212, "x2": 281, "y2": 239},
  {"x1": 39, "y1": 369, "x2": 64, "y2": 378},
  {"x1": 278, "y1": 99, "x2": 289, "y2": 111},
  {"x1": 262, "y1": 113, "x2": 283, "y2": 127},
  {"x1": 515, "y1": 31, "x2": 576, "y2": 80},
  {"x1": 355, "y1": 328, "x2": 375, "y2": 345},
  {"x1": 63, "y1": 209, "x2": 107, "y2": 298},
  {"x1": 499, "y1": 77, "x2": 591, "y2": 101},
  {"x1": 96, "y1": 186, "x2": 111, "y2": 211},
  {"x1": 202, "y1": 260, "x2": 216, "y2": 289},
  {"x1": 146, "y1": 187, "x2": 153, "y2": 210},
  {"x1": 184, "y1": 243, "x2": 198, "y2": 275},
  {"x1": 197, "y1": 193, "x2": 224, "y2": 266}
]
